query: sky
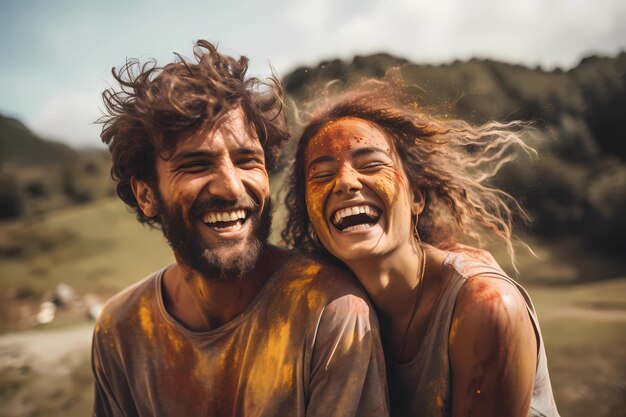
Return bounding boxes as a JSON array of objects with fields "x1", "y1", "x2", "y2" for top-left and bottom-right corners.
[{"x1": 1, "y1": 0, "x2": 625, "y2": 148}]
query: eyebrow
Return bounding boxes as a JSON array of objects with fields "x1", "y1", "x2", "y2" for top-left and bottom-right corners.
[
  {"x1": 171, "y1": 150, "x2": 216, "y2": 163},
  {"x1": 307, "y1": 155, "x2": 335, "y2": 170},
  {"x1": 351, "y1": 146, "x2": 390, "y2": 158},
  {"x1": 233, "y1": 146, "x2": 264, "y2": 157},
  {"x1": 171, "y1": 147, "x2": 263, "y2": 163}
]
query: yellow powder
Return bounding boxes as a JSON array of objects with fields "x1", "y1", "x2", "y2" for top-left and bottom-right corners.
[{"x1": 138, "y1": 297, "x2": 155, "y2": 343}]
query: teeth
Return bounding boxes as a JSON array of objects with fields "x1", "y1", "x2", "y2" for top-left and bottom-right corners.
[
  {"x1": 202, "y1": 210, "x2": 247, "y2": 225},
  {"x1": 332, "y1": 205, "x2": 380, "y2": 225},
  {"x1": 343, "y1": 223, "x2": 373, "y2": 232}
]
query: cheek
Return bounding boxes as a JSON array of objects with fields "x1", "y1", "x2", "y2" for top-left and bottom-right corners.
[
  {"x1": 372, "y1": 169, "x2": 403, "y2": 207},
  {"x1": 164, "y1": 179, "x2": 198, "y2": 205},
  {"x1": 305, "y1": 183, "x2": 332, "y2": 232},
  {"x1": 246, "y1": 170, "x2": 270, "y2": 200}
]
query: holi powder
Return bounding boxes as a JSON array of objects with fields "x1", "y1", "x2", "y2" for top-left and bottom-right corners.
[
  {"x1": 246, "y1": 320, "x2": 295, "y2": 396},
  {"x1": 449, "y1": 317, "x2": 460, "y2": 343},
  {"x1": 138, "y1": 296, "x2": 155, "y2": 344},
  {"x1": 305, "y1": 117, "x2": 407, "y2": 243},
  {"x1": 284, "y1": 263, "x2": 326, "y2": 311}
]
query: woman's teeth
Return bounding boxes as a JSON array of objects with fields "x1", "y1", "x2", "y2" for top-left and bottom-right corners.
[
  {"x1": 331, "y1": 205, "x2": 381, "y2": 231},
  {"x1": 342, "y1": 223, "x2": 374, "y2": 232},
  {"x1": 332, "y1": 205, "x2": 380, "y2": 225}
]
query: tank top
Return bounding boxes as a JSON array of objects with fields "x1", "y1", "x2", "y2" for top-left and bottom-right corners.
[{"x1": 389, "y1": 252, "x2": 560, "y2": 417}]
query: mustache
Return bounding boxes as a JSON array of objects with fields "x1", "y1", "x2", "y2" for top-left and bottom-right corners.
[{"x1": 189, "y1": 193, "x2": 260, "y2": 217}]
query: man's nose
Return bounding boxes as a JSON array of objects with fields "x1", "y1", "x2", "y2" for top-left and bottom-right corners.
[
  {"x1": 333, "y1": 164, "x2": 362, "y2": 195},
  {"x1": 207, "y1": 159, "x2": 245, "y2": 201}
]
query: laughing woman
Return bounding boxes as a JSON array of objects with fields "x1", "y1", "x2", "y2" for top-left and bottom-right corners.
[{"x1": 282, "y1": 85, "x2": 560, "y2": 417}]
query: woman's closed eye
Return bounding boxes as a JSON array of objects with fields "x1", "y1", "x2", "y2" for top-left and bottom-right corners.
[
  {"x1": 359, "y1": 160, "x2": 388, "y2": 171},
  {"x1": 309, "y1": 169, "x2": 336, "y2": 181}
]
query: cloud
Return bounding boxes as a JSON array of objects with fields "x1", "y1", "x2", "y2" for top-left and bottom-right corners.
[
  {"x1": 4, "y1": 0, "x2": 626, "y2": 149},
  {"x1": 279, "y1": 0, "x2": 626, "y2": 69},
  {"x1": 27, "y1": 87, "x2": 105, "y2": 149}
]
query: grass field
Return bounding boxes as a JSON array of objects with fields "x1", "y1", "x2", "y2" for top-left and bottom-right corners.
[{"x1": 0, "y1": 193, "x2": 624, "y2": 417}]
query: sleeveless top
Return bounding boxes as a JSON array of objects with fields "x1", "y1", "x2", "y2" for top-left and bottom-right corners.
[{"x1": 389, "y1": 252, "x2": 560, "y2": 417}]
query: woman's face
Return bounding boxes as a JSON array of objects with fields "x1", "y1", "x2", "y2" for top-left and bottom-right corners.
[{"x1": 304, "y1": 117, "x2": 418, "y2": 263}]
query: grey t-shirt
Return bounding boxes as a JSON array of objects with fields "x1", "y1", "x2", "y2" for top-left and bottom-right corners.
[
  {"x1": 92, "y1": 254, "x2": 389, "y2": 417},
  {"x1": 390, "y1": 252, "x2": 560, "y2": 417}
]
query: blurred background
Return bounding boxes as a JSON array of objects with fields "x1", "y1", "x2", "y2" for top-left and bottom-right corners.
[{"x1": 1, "y1": 1, "x2": 625, "y2": 416}]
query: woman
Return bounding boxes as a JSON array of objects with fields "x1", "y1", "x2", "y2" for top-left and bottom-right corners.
[{"x1": 282, "y1": 84, "x2": 560, "y2": 417}]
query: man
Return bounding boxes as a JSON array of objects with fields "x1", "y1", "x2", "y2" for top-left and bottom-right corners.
[{"x1": 92, "y1": 40, "x2": 389, "y2": 417}]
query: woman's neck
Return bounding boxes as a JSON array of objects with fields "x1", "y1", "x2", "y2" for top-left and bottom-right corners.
[{"x1": 346, "y1": 241, "x2": 424, "y2": 325}]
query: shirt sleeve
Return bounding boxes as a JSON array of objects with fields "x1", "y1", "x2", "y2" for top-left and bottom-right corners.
[
  {"x1": 307, "y1": 294, "x2": 390, "y2": 417},
  {"x1": 91, "y1": 326, "x2": 138, "y2": 417}
]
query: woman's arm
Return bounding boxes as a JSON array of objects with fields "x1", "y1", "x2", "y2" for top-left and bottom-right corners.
[{"x1": 449, "y1": 275, "x2": 538, "y2": 417}]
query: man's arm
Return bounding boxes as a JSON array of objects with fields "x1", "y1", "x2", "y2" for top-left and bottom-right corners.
[{"x1": 307, "y1": 294, "x2": 389, "y2": 417}]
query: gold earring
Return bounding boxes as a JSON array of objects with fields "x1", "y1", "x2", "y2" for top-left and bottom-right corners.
[
  {"x1": 411, "y1": 215, "x2": 423, "y2": 255},
  {"x1": 412, "y1": 215, "x2": 421, "y2": 242}
]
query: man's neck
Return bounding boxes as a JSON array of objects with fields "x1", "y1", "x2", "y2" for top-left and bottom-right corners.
[{"x1": 163, "y1": 244, "x2": 289, "y2": 332}]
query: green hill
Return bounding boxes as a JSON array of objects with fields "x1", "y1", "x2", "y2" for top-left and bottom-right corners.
[
  {"x1": 0, "y1": 115, "x2": 113, "y2": 220},
  {"x1": 0, "y1": 115, "x2": 76, "y2": 167}
]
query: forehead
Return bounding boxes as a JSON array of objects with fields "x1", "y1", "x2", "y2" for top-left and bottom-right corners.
[
  {"x1": 173, "y1": 108, "x2": 263, "y2": 155},
  {"x1": 306, "y1": 117, "x2": 392, "y2": 160}
]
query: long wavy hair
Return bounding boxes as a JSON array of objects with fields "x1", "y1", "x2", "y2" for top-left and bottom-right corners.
[
  {"x1": 281, "y1": 81, "x2": 535, "y2": 269},
  {"x1": 99, "y1": 40, "x2": 289, "y2": 227}
]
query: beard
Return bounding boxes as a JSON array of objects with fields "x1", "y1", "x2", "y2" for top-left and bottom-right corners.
[{"x1": 155, "y1": 190, "x2": 273, "y2": 281}]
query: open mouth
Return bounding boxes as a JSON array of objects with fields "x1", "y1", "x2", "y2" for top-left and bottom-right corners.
[
  {"x1": 331, "y1": 204, "x2": 382, "y2": 232},
  {"x1": 201, "y1": 209, "x2": 249, "y2": 232}
]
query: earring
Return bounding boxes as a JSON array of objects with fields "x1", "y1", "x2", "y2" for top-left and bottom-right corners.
[
  {"x1": 411, "y1": 215, "x2": 422, "y2": 252},
  {"x1": 310, "y1": 229, "x2": 320, "y2": 245}
]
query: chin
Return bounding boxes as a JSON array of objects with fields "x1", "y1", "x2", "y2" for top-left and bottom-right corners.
[{"x1": 327, "y1": 239, "x2": 385, "y2": 263}]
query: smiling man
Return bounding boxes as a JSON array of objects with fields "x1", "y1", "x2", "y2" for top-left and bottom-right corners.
[{"x1": 92, "y1": 40, "x2": 389, "y2": 417}]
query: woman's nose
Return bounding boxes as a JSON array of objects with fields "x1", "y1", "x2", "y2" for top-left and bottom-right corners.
[{"x1": 333, "y1": 165, "x2": 362, "y2": 195}]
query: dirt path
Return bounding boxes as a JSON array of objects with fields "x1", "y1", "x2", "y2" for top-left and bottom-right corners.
[
  {"x1": 0, "y1": 324, "x2": 95, "y2": 417},
  {"x1": 0, "y1": 323, "x2": 93, "y2": 368}
]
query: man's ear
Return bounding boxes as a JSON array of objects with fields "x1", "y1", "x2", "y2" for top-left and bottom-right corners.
[
  {"x1": 411, "y1": 188, "x2": 426, "y2": 216},
  {"x1": 130, "y1": 177, "x2": 159, "y2": 218}
]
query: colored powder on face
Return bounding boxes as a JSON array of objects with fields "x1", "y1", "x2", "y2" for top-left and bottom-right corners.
[{"x1": 305, "y1": 118, "x2": 412, "y2": 241}]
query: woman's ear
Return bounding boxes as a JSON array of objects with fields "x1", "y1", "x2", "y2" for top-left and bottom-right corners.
[
  {"x1": 131, "y1": 177, "x2": 159, "y2": 218},
  {"x1": 411, "y1": 188, "x2": 426, "y2": 216}
]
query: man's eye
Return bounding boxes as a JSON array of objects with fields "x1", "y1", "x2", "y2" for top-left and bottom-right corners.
[
  {"x1": 236, "y1": 158, "x2": 261, "y2": 167},
  {"x1": 179, "y1": 162, "x2": 210, "y2": 172}
]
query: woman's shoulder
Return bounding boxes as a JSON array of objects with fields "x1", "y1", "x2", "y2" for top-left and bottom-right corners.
[
  {"x1": 454, "y1": 274, "x2": 529, "y2": 321},
  {"x1": 444, "y1": 244, "x2": 505, "y2": 279},
  {"x1": 449, "y1": 266, "x2": 537, "y2": 365},
  {"x1": 444, "y1": 247, "x2": 535, "y2": 346}
]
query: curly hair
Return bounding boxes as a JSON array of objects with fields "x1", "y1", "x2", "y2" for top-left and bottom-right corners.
[
  {"x1": 99, "y1": 40, "x2": 290, "y2": 227},
  {"x1": 281, "y1": 81, "x2": 535, "y2": 269}
]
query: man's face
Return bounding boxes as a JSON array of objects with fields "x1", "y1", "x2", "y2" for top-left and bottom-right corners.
[{"x1": 151, "y1": 108, "x2": 272, "y2": 280}]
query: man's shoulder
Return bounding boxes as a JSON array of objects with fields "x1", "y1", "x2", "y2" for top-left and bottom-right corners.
[
  {"x1": 95, "y1": 266, "x2": 168, "y2": 330},
  {"x1": 276, "y1": 252, "x2": 368, "y2": 300}
]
